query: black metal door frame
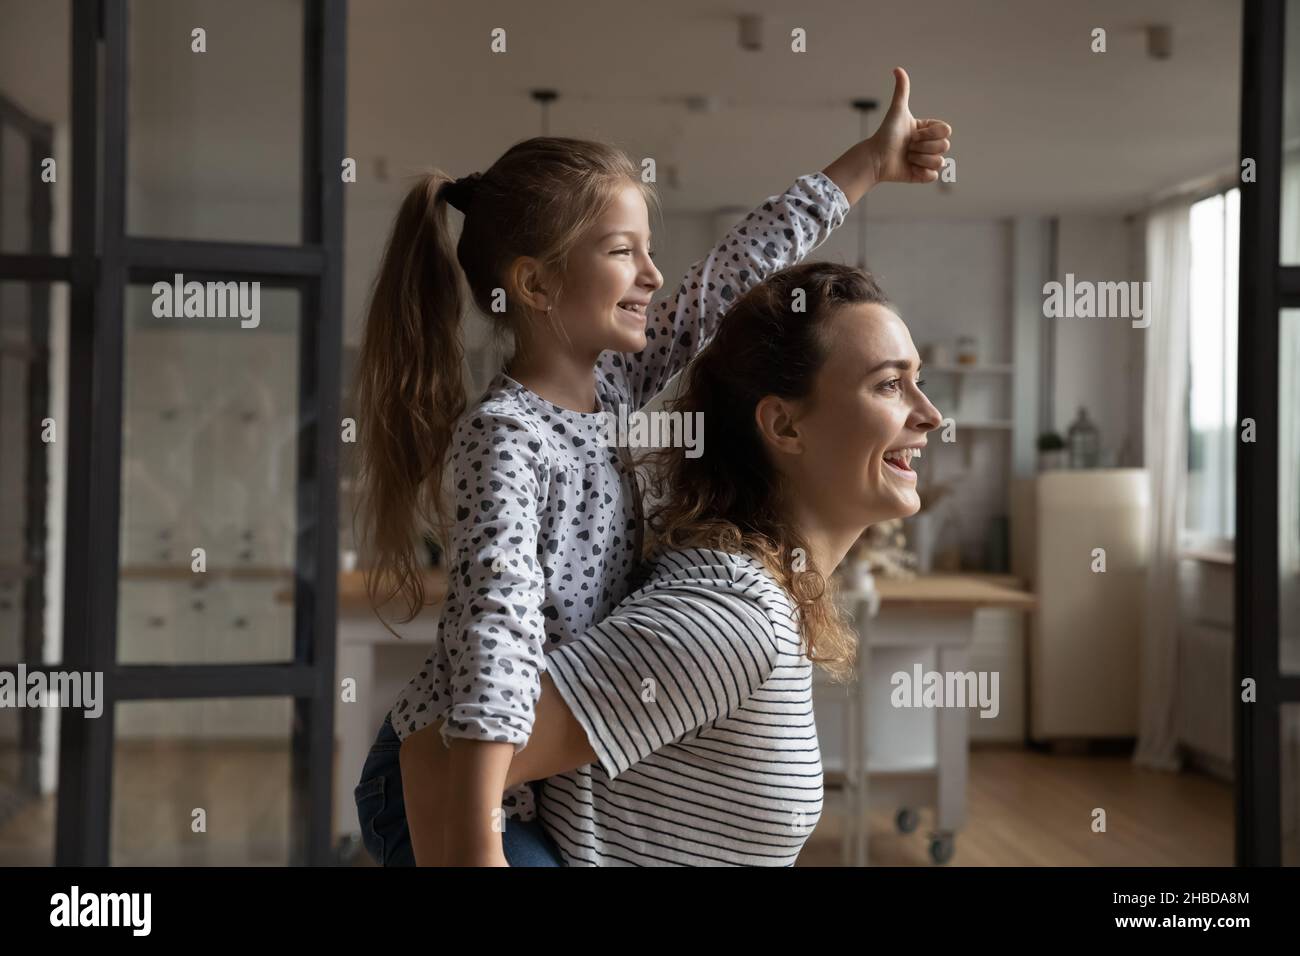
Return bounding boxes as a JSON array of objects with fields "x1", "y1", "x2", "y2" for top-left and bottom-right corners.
[
  {"x1": 0, "y1": 0, "x2": 346, "y2": 865},
  {"x1": 1238, "y1": 0, "x2": 1300, "y2": 866}
]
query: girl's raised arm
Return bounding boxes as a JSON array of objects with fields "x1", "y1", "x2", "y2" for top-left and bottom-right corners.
[{"x1": 600, "y1": 66, "x2": 950, "y2": 410}]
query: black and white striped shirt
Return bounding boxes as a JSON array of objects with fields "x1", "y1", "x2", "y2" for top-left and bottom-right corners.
[{"x1": 537, "y1": 548, "x2": 824, "y2": 866}]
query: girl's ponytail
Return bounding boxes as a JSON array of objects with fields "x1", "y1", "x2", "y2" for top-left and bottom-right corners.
[{"x1": 355, "y1": 172, "x2": 466, "y2": 623}]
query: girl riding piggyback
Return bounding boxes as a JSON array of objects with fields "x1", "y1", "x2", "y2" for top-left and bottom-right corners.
[{"x1": 353, "y1": 67, "x2": 952, "y2": 866}]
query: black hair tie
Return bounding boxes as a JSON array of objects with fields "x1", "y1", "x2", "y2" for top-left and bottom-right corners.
[{"x1": 443, "y1": 172, "x2": 483, "y2": 214}]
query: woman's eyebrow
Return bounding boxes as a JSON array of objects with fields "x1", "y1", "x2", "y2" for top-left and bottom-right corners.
[{"x1": 866, "y1": 358, "x2": 915, "y2": 374}]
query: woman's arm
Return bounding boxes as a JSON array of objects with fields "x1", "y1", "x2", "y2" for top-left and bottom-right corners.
[
  {"x1": 505, "y1": 673, "x2": 598, "y2": 789},
  {"x1": 398, "y1": 680, "x2": 590, "y2": 867}
]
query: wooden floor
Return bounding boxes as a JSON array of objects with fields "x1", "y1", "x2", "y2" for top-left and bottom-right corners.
[
  {"x1": 0, "y1": 743, "x2": 1234, "y2": 866},
  {"x1": 799, "y1": 745, "x2": 1233, "y2": 866}
]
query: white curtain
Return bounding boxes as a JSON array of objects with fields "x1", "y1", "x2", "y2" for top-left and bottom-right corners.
[{"x1": 1135, "y1": 200, "x2": 1192, "y2": 772}]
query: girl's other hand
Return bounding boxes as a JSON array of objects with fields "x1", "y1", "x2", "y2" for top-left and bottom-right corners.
[{"x1": 867, "y1": 67, "x2": 952, "y2": 185}]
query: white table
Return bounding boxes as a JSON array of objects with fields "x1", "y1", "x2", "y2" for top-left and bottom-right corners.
[{"x1": 833, "y1": 574, "x2": 1035, "y2": 866}]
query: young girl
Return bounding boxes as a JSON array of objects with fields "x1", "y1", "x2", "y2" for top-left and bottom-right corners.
[{"x1": 353, "y1": 67, "x2": 951, "y2": 866}]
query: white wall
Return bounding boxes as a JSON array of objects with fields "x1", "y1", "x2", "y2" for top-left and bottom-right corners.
[{"x1": 1050, "y1": 215, "x2": 1145, "y2": 466}]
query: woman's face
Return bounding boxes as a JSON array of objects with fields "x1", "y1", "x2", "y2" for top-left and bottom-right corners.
[
  {"x1": 547, "y1": 181, "x2": 664, "y2": 356},
  {"x1": 787, "y1": 302, "x2": 943, "y2": 525}
]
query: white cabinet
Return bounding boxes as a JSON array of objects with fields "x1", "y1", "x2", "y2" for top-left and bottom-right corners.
[{"x1": 1013, "y1": 470, "x2": 1148, "y2": 741}]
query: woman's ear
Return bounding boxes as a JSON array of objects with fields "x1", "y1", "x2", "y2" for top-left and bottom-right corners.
[{"x1": 754, "y1": 395, "x2": 804, "y2": 457}]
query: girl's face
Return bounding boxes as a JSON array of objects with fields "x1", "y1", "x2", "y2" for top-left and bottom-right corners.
[
  {"x1": 787, "y1": 303, "x2": 943, "y2": 525},
  {"x1": 552, "y1": 181, "x2": 663, "y2": 356}
]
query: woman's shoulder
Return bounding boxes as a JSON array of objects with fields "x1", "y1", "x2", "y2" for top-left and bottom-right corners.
[{"x1": 638, "y1": 546, "x2": 798, "y2": 620}]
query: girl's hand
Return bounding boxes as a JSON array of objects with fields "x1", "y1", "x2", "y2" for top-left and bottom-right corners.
[{"x1": 867, "y1": 67, "x2": 952, "y2": 185}]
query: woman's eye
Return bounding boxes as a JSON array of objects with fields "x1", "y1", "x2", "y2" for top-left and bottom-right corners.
[
  {"x1": 880, "y1": 378, "x2": 901, "y2": 392},
  {"x1": 915, "y1": 377, "x2": 926, "y2": 389}
]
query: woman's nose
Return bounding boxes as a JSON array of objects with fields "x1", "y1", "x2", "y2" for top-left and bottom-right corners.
[{"x1": 912, "y1": 391, "x2": 943, "y2": 431}]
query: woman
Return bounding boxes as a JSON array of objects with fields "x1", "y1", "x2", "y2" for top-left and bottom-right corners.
[{"x1": 398, "y1": 260, "x2": 943, "y2": 864}]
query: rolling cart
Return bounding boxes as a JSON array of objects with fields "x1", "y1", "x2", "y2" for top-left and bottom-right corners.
[{"x1": 834, "y1": 572, "x2": 1034, "y2": 866}]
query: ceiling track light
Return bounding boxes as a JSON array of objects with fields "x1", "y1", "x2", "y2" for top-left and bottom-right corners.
[{"x1": 1146, "y1": 24, "x2": 1172, "y2": 60}]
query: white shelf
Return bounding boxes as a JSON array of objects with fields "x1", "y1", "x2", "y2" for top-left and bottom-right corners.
[
  {"x1": 924, "y1": 363, "x2": 1014, "y2": 375},
  {"x1": 947, "y1": 420, "x2": 1014, "y2": 430}
]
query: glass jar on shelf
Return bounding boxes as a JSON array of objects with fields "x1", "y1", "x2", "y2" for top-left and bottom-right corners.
[{"x1": 1066, "y1": 406, "x2": 1100, "y2": 468}]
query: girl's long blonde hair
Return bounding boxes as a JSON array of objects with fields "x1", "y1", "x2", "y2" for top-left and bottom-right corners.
[{"x1": 354, "y1": 137, "x2": 657, "y2": 623}]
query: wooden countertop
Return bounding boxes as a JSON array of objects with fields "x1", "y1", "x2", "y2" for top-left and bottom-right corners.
[
  {"x1": 840, "y1": 573, "x2": 1036, "y2": 611},
  {"x1": 274, "y1": 568, "x2": 450, "y2": 613},
  {"x1": 286, "y1": 569, "x2": 1031, "y2": 615}
]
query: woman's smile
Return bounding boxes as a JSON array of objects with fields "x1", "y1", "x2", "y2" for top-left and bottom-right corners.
[{"x1": 882, "y1": 444, "x2": 922, "y2": 481}]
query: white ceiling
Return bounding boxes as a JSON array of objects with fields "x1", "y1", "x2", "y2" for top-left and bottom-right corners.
[
  {"x1": 348, "y1": 0, "x2": 1243, "y2": 220},
  {"x1": 0, "y1": 0, "x2": 1244, "y2": 221}
]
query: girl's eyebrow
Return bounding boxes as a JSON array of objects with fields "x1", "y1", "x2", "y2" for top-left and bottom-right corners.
[{"x1": 597, "y1": 229, "x2": 648, "y2": 242}]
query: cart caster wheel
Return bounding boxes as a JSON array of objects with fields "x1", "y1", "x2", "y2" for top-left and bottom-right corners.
[
  {"x1": 929, "y1": 833, "x2": 955, "y2": 865},
  {"x1": 896, "y1": 808, "x2": 920, "y2": 834}
]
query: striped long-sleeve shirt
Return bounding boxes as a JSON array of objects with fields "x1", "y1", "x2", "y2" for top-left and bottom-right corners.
[{"x1": 537, "y1": 548, "x2": 824, "y2": 866}]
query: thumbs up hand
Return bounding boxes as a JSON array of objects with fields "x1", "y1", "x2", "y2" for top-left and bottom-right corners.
[{"x1": 867, "y1": 67, "x2": 952, "y2": 185}]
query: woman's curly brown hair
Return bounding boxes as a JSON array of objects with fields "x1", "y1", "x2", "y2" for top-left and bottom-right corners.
[{"x1": 643, "y1": 261, "x2": 893, "y2": 682}]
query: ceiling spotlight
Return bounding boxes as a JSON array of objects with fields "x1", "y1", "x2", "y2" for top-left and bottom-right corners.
[
  {"x1": 684, "y1": 94, "x2": 723, "y2": 113},
  {"x1": 1146, "y1": 24, "x2": 1172, "y2": 60}
]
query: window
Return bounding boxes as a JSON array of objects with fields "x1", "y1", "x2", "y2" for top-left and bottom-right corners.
[{"x1": 1185, "y1": 188, "x2": 1239, "y2": 545}]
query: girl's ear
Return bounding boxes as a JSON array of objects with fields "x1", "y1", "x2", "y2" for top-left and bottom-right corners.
[
  {"x1": 508, "y1": 256, "x2": 556, "y2": 314},
  {"x1": 754, "y1": 395, "x2": 804, "y2": 457}
]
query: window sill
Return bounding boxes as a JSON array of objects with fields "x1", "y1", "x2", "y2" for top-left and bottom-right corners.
[{"x1": 1180, "y1": 546, "x2": 1234, "y2": 566}]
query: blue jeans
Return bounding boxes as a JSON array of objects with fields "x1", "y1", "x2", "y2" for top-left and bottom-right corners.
[{"x1": 353, "y1": 713, "x2": 563, "y2": 867}]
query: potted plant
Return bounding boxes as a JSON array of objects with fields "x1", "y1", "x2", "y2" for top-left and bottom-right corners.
[{"x1": 1037, "y1": 431, "x2": 1067, "y2": 471}]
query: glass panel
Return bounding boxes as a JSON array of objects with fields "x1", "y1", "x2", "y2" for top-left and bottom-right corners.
[
  {"x1": 0, "y1": 281, "x2": 68, "y2": 666},
  {"x1": 1282, "y1": 310, "x2": 1300, "y2": 675},
  {"x1": 0, "y1": 276, "x2": 67, "y2": 863},
  {"x1": 0, "y1": 0, "x2": 69, "y2": 256},
  {"x1": 112, "y1": 698, "x2": 293, "y2": 865},
  {"x1": 1284, "y1": 0, "x2": 1300, "y2": 263},
  {"x1": 126, "y1": 0, "x2": 302, "y2": 244},
  {"x1": 1186, "y1": 191, "x2": 1239, "y2": 542},
  {"x1": 0, "y1": 704, "x2": 54, "y2": 864},
  {"x1": 117, "y1": 283, "x2": 300, "y2": 664}
]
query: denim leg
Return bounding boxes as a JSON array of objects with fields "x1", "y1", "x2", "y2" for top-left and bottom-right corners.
[
  {"x1": 354, "y1": 714, "x2": 415, "y2": 866},
  {"x1": 501, "y1": 781, "x2": 563, "y2": 867}
]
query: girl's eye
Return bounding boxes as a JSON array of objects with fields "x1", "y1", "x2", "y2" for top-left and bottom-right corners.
[{"x1": 915, "y1": 377, "x2": 926, "y2": 389}]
